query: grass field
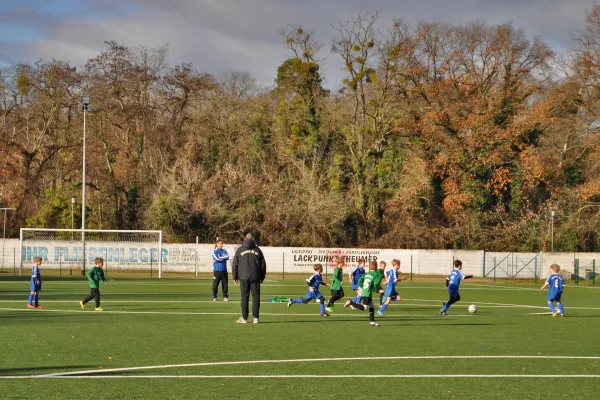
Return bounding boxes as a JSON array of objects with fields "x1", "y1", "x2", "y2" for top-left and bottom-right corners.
[{"x1": 1, "y1": 274, "x2": 599, "y2": 399}]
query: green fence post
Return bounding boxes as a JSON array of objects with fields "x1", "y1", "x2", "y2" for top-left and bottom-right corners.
[
  {"x1": 150, "y1": 258, "x2": 153, "y2": 278},
  {"x1": 534, "y1": 257, "x2": 537, "y2": 284},
  {"x1": 59, "y1": 253, "x2": 62, "y2": 276},
  {"x1": 574, "y1": 259, "x2": 579, "y2": 286},
  {"x1": 13, "y1": 247, "x2": 16, "y2": 276},
  {"x1": 282, "y1": 252, "x2": 285, "y2": 280},
  {"x1": 410, "y1": 255, "x2": 413, "y2": 282},
  {"x1": 482, "y1": 250, "x2": 486, "y2": 277},
  {"x1": 493, "y1": 257, "x2": 496, "y2": 284},
  {"x1": 592, "y1": 259, "x2": 596, "y2": 287}
]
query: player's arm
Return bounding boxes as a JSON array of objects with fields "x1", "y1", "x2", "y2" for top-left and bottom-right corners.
[
  {"x1": 464, "y1": 275, "x2": 473, "y2": 280},
  {"x1": 540, "y1": 282, "x2": 549, "y2": 290},
  {"x1": 232, "y1": 250, "x2": 240, "y2": 283},
  {"x1": 445, "y1": 278, "x2": 449, "y2": 289}
]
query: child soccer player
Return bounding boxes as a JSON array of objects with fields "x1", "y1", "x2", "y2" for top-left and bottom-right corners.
[
  {"x1": 325, "y1": 257, "x2": 345, "y2": 313},
  {"x1": 348, "y1": 258, "x2": 366, "y2": 303},
  {"x1": 540, "y1": 263, "x2": 565, "y2": 317},
  {"x1": 344, "y1": 261, "x2": 383, "y2": 326},
  {"x1": 212, "y1": 238, "x2": 230, "y2": 301},
  {"x1": 377, "y1": 259, "x2": 407, "y2": 316},
  {"x1": 440, "y1": 259, "x2": 472, "y2": 315},
  {"x1": 79, "y1": 257, "x2": 108, "y2": 311},
  {"x1": 27, "y1": 256, "x2": 43, "y2": 309},
  {"x1": 378, "y1": 261, "x2": 386, "y2": 306},
  {"x1": 288, "y1": 264, "x2": 331, "y2": 317}
]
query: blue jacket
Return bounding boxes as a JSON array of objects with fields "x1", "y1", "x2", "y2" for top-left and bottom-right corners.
[{"x1": 212, "y1": 248, "x2": 229, "y2": 272}]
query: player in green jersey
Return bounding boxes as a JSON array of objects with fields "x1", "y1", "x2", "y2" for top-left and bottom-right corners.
[
  {"x1": 343, "y1": 261, "x2": 383, "y2": 326},
  {"x1": 325, "y1": 257, "x2": 345, "y2": 313}
]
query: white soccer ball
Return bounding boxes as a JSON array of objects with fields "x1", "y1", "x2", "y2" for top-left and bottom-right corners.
[{"x1": 468, "y1": 304, "x2": 477, "y2": 313}]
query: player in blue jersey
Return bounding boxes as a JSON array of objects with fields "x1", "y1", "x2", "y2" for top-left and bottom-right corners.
[
  {"x1": 288, "y1": 264, "x2": 331, "y2": 317},
  {"x1": 212, "y1": 238, "x2": 230, "y2": 301},
  {"x1": 348, "y1": 258, "x2": 366, "y2": 303},
  {"x1": 27, "y1": 256, "x2": 43, "y2": 309},
  {"x1": 377, "y1": 259, "x2": 406, "y2": 316},
  {"x1": 440, "y1": 259, "x2": 472, "y2": 315},
  {"x1": 540, "y1": 264, "x2": 565, "y2": 317}
]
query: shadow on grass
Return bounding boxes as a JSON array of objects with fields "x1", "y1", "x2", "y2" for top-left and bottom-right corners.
[{"x1": 0, "y1": 365, "x2": 95, "y2": 376}]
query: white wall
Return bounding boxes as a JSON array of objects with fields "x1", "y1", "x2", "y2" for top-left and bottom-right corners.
[{"x1": 2, "y1": 238, "x2": 598, "y2": 279}]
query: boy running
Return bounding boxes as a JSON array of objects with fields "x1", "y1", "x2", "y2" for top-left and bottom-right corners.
[
  {"x1": 344, "y1": 261, "x2": 383, "y2": 326},
  {"x1": 540, "y1": 264, "x2": 565, "y2": 317},
  {"x1": 325, "y1": 257, "x2": 345, "y2": 313},
  {"x1": 288, "y1": 264, "x2": 331, "y2": 317},
  {"x1": 27, "y1": 256, "x2": 43, "y2": 309},
  {"x1": 440, "y1": 259, "x2": 472, "y2": 315},
  {"x1": 377, "y1": 259, "x2": 406, "y2": 316},
  {"x1": 80, "y1": 257, "x2": 108, "y2": 311},
  {"x1": 348, "y1": 258, "x2": 366, "y2": 302}
]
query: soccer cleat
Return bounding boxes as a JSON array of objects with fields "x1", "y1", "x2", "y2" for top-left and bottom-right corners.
[
  {"x1": 343, "y1": 299, "x2": 352, "y2": 308},
  {"x1": 325, "y1": 307, "x2": 333, "y2": 313},
  {"x1": 35, "y1": 305, "x2": 43, "y2": 309},
  {"x1": 321, "y1": 312, "x2": 330, "y2": 318},
  {"x1": 212, "y1": 297, "x2": 217, "y2": 302},
  {"x1": 376, "y1": 310, "x2": 384, "y2": 316},
  {"x1": 26, "y1": 304, "x2": 35, "y2": 309},
  {"x1": 369, "y1": 321, "x2": 380, "y2": 327},
  {"x1": 440, "y1": 310, "x2": 447, "y2": 316},
  {"x1": 287, "y1": 299, "x2": 292, "y2": 308},
  {"x1": 561, "y1": 314, "x2": 565, "y2": 317},
  {"x1": 552, "y1": 313, "x2": 558, "y2": 317},
  {"x1": 79, "y1": 301, "x2": 85, "y2": 310},
  {"x1": 223, "y1": 297, "x2": 229, "y2": 302},
  {"x1": 253, "y1": 318, "x2": 259, "y2": 324},
  {"x1": 236, "y1": 317, "x2": 248, "y2": 324},
  {"x1": 95, "y1": 307, "x2": 104, "y2": 311}
]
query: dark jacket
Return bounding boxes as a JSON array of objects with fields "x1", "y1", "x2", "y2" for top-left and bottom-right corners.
[{"x1": 232, "y1": 239, "x2": 266, "y2": 282}]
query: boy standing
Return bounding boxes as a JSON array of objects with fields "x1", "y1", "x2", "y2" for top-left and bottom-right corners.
[
  {"x1": 540, "y1": 264, "x2": 565, "y2": 317},
  {"x1": 212, "y1": 239, "x2": 230, "y2": 301},
  {"x1": 440, "y1": 259, "x2": 472, "y2": 315},
  {"x1": 80, "y1": 257, "x2": 108, "y2": 311},
  {"x1": 344, "y1": 261, "x2": 383, "y2": 326},
  {"x1": 377, "y1": 259, "x2": 406, "y2": 316},
  {"x1": 27, "y1": 256, "x2": 43, "y2": 309},
  {"x1": 325, "y1": 257, "x2": 345, "y2": 313},
  {"x1": 288, "y1": 264, "x2": 331, "y2": 317}
]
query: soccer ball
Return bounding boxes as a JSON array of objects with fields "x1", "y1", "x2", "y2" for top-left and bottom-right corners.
[{"x1": 468, "y1": 304, "x2": 477, "y2": 313}]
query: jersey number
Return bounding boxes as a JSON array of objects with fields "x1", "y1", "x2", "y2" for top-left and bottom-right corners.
[
  {"x1": 554, "y1": 280, "x2": 559, "y2": 288},
  {"x1": 362, "y1": 279, "x2": 372, "y2": 290}
]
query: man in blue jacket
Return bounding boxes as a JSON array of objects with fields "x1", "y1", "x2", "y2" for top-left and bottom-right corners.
[{"x1": 212, "y1": 239, "x2": 230, "y2": 301}]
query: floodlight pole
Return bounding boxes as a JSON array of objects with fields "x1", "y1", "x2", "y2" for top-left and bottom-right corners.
[
  {"x1": 1, "y1": 207, "x2": 16, "y2": 270},
  {"x1": 81, "y1": 96, "x2": 90, "y2": 274},
  {"x1": 71, "y1": 196, "x2": 76, "y2": 240},
  {"x1": 551, "y1": 210, "x2": 555, "y2": 252}
]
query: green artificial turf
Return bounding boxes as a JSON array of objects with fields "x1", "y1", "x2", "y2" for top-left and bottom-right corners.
[{"x1": 1, "y1": 276, "x2": 599, "y2": 399}]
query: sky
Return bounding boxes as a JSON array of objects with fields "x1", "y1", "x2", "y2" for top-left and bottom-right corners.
[{"x1": 0, "y1": 0, "x2": 596, "y2": 88}]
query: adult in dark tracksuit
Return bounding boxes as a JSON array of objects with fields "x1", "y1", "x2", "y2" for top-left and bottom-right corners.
[
  {"x1": 232, "y1": 233, "x2": 266, "y2": 324},
  {"x1": 212, "y1": 239, "x2": 229, "y2": 301}
]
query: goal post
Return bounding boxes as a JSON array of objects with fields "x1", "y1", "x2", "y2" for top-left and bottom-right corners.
[{"x1": 20, "y1": 228, "x2": 163, "y2": 278}]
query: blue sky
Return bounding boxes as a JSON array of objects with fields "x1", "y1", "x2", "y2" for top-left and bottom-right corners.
[{"x1": 0, "y1": 0, "x2": 596, "y2": 87}]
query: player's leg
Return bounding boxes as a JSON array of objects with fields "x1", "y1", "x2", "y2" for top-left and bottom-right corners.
[
  {"x1": 93, "y1": 288, "x2": 101, "y2": 309},
  {"x1": 222, "y1": 271, "x2": 229, "y2": 301},
  {"x1": 442, "y1": 292, "x2": 459, "y2": 312},
  {"x1": 368, "y1": 299, "x2": 379, "y2": 326},
  {"x1": 212, "y1": 272, "x2": 221, "y2": 300},
  {"x1": 82, "y1": 289, "x2": 95, "y2": 305},
  {"x1": 318, "y1": 295, "x2": 328, "y2": 316},
  {"x1": 238, "y1": 280, "x2": 250, "y2": 322},
  {"x1": 28, "y1": 291, "x2": 34, "y2": 307},
  {"x1": 250, "y1": 281, "x2": 260, "y2": 322},
  {"x1": 344, "y1": 298, "x2": 367, "y2": 310}
]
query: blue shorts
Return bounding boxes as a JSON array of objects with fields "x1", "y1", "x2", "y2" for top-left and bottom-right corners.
[
  {"x1": 351, "y1": 283, "x2": 360, "y2": 291},
  {"x1": 383, "y1": 287, "x2": 399, "y2": 302},
  {"x1": 30, "y1": 279, "x2": 41, "y2": 292},
  {"x1": 548, "y1": 292, "x2": 562, "y2": 303},
  {"x1": 448, "y1": 285, "x2": 460, "y2": 297},
  {"x1": 305, "y1": 290, "x2": 323, "y2": 300}
]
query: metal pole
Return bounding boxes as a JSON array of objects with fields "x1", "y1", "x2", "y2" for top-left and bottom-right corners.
[
  {"x1": 81, "y1": 103, "x2": 87, "y2": 275},
  {"x1": 71, "y1": 197, "x2": 75, "y2": 240},
  {"x1": 593, "y1": 259, "x2": 596, "y2": 287},
  {"x1": 282, "y1": 252, "x2": 285, "y2": 280},
  {"x1": 551, "y1": 210, "x2": 555, "y2": 252},
  {"x1": 410, "y1": 254, "x2": 413, "y2": 282},
  {"x1": 195, "y1": 236, "x2": 198, "y2": 278}
]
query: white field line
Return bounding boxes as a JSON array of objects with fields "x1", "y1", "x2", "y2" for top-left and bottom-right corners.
[
  {"x1": 17, "y1": 355, "x2": 600, "y2": 378},
  {"x1": 2, "y1": 374, "x2": 600, "y2": 380}
]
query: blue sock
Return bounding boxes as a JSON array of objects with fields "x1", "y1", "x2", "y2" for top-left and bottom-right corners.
[
  {"x1": 34, "y1": 294, "x2": 38, "y2": 306},
  {"x1": 548, "y1": 303, "x2": 556, "y2": 313},
  {"x1": 292, "y1": 298, "x2": 303, "y2": 304},
  {"x1": 380, "y1": 304, "x2": 389, "y2": 312},
  {"x1": 558, "y1": 304, "x2": 564, "y2": 315},
  {"x1": 442, "y1": 302, "x2": 448, "y2": 312},
  {"x1": 320, "y1": 302, "x2": 325, "y2": 314},
  {"x1": 354, "y1": 295, "x2": 362, "y2": 302},
  {"x1": 28, "y1": 294, "x2": 33, "y2": 305}
]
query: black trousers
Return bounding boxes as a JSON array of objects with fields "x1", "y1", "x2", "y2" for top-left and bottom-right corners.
[
  {"x1": 83, "y1": 288, "x2": 101, "y2": 308},
  {"x1": 327, "y1": 288, "x2": 345, "y2": 307},
  {"x1": 348, "y1": 297, "x2": 375, "y2": 322},
  {"x1": 239, "y1": 280, "x2": 260, "y2": 320},
  {"x1": 212, "y1": 271, "x2": 229, "y2": 298}
]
